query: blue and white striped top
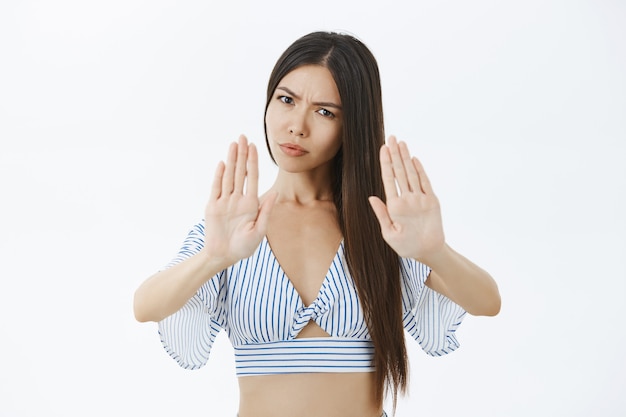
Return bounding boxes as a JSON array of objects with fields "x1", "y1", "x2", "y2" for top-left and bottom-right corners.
[{"x1": 158, "y1": 221, "x2": 466, "y2": 377}]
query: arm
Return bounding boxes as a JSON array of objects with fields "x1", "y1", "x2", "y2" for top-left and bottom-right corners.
[
  {"x1": 133, "y1": 135, "x2": 276, "y2": 323},
  {"x1": 133, "y1": 249, "x2": 230, "y2": 323},
  {"x1": 424, "y1": 245, "x2": 500, "y2": 316},
  {"x1": 369, "y1": 135, "x2": 500, "y2": 316}
]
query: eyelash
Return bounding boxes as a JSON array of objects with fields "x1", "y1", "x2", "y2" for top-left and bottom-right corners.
[
  {"x1": 277, "y1": 95, "x2": 336, "y2": 119},
  {"x1": 317, "y1": 108, "x2": 335, "y2": 119},
  {"x1": 278, "y1": 95, "x2": 294, "y2": 105}
]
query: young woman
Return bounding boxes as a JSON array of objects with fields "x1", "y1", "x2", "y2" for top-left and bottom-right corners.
[{"x1": 134, "y1": 31, "x2": 501, "y2": 417}]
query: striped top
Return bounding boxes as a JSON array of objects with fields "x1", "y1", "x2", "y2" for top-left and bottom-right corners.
[{"x1": 158, "y1": 221, "x2": 466, "y2": 377}]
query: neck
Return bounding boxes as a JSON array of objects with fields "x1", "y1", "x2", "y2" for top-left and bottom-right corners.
[{"x1": 269, "y1": 167, "x2": 335, "y2": 205}]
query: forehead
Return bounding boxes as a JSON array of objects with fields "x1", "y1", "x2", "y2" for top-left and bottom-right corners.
[{"x1": 278, "y1": 65, "x2": 340, "y2": 101}]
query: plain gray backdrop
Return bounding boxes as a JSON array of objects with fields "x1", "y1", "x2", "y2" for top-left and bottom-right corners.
[{"x1": 1, "y1": 0, "x2": 624, "y2": 416}]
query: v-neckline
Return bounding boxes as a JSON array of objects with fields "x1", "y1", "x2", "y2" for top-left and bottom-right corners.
[{"x1": 263, "y1": 235, "x2": 344, "y2": 308}]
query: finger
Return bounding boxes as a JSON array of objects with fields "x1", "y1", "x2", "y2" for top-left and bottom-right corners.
[
  {"x1": 412, "y1": 157, "x2": 433, "y2": 194},
  {"x1": 368, "y1": 196, "x2": 394, "y2": 234},
  {"x1": 209, "y1": 161, "x2": 225, "y2": 200},
  {"x1": 246, "y1": 143, "x2": 259, "y2": 197},
  {"x1": 222, "y1": 141, "x2": 237, "y2": 195},
  {"x1": 379, "y1": 145, "x2": 398, "y2": 199},
  {"x1": 387, "y1": 135, "x2": 410, "y2": 194},
  {"x1": 399, "y1": 141, "x2": 421, "y2": 193},
  {"x1": 234, "y1": 135, "x2": 248, "y2": 194}
]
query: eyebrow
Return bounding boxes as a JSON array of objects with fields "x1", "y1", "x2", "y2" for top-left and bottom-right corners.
[{"x1": 276, "y1": 86, "x2": 342, "y2": 110}]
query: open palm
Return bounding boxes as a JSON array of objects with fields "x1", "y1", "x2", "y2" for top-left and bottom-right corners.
[
  {"x1": 203, "y1": 135, "x2": 276, "y2": 265},
  {"x1": 369, "y1": 136, "x2": 445, "y2": 262}
]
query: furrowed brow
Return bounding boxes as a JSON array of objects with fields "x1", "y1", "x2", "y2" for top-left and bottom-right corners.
[
  {"x1": 276, "y1": 86, "x2": 300, "y2": 99},
  {"x1": 276, "y1": 86, "x2": 342, "y2": 110}
]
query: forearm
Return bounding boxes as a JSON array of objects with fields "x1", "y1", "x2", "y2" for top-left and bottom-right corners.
[
  {"x1": 133, "y1": 251, "x2": 229, "y2": 323},
  {"x1": 423, "y1": 244, "x2": 501, "y2": 316}
]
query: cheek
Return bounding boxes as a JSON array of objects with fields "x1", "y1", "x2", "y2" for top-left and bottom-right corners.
[
  {"x1": 324, "y1": 125, "x2": 343, "y2": 154},
  {"x1": 264, "y1": 105, "x2": 281, "y2": 137}
]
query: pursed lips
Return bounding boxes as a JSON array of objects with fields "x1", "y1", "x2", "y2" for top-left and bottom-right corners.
[{"x1": 279, "y1": 143, "x2": 308, "y2": 156}]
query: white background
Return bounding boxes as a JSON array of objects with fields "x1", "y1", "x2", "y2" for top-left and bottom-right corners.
[{"x1": 1, "y1": 0, "x2": 624, "y2": 416}]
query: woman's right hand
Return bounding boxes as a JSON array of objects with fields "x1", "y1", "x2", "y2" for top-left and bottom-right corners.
[
  {"x1": 134, "y1": 135, "x2": 275, "y2": 323},
  {"x1": 202, "y1": 134, "x2": 277, "y2": 266}
]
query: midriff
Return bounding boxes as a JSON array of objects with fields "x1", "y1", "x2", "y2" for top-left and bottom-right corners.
[{"x1": 238, "y1": 371, "x2": 382, "y2": 417}]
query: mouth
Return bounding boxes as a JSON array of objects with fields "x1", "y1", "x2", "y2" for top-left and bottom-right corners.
[{"x1": 279, "y1": 143, "x2": 308, "y2": 157}]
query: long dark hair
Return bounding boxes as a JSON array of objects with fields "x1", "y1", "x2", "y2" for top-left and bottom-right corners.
[{"x1": 263, "y1": 31, "x2": 407, "y2": 408}]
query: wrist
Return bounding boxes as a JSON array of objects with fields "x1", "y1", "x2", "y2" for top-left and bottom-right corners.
[
  {"x1": 200, "y1": 248, "x2": 235, "y2": 272},
  {"x1": 417, "y1": 243, "x2": 451, "y2": 270}
]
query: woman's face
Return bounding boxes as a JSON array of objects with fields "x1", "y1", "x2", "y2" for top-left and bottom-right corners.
[{"x1": 265, "y1": 65, "x2": 343, "y2": 174}]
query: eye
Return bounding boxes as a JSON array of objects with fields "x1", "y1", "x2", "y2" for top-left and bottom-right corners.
[
  {"x1": 317, "y1": 108, "x2": 335, "y2": 119},
  {"x1": 278, "y1": 95, "x2": 293, "y2": 105}
]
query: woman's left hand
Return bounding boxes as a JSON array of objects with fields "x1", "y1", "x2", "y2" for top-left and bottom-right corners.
[{"x1": 368, "y1": 135, "x2": 446, "y2": 262}]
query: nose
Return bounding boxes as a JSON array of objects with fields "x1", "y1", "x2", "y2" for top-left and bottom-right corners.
[
  {"x1": 289, "y1": 127, "x2": 305, "y2": 136},
  {"x1": 288, "y1": 109, "x2": 308, "y2": 137}
]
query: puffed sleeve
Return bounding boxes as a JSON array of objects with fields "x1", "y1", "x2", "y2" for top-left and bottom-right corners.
[
  {"x1": 400, "y1": 257, "x2": 466, "y2": 356},
  {"x1": 157, "y1": 221, "x2": 227, "y2": 370}
]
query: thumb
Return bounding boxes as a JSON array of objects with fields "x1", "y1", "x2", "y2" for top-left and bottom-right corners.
[
  {"x1": 368, "y1": 196, "x2": 393, "y2": 233},
  {"x1": 254, "y1": 192, "x2": 278, "y2": 233}
]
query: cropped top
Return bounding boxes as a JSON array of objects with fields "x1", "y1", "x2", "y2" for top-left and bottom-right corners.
[{"x1": 158, "y1": 221, "x2": 466, "y2": 377}]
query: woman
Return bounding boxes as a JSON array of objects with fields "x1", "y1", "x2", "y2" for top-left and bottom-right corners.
[{"x1": 134, "y1": 31, "x2": 501, "y2": 417}]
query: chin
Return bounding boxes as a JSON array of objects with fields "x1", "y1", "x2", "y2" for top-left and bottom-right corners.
[{"x1": 275, "y1": 160, "x2": 313, "y2": 174}]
